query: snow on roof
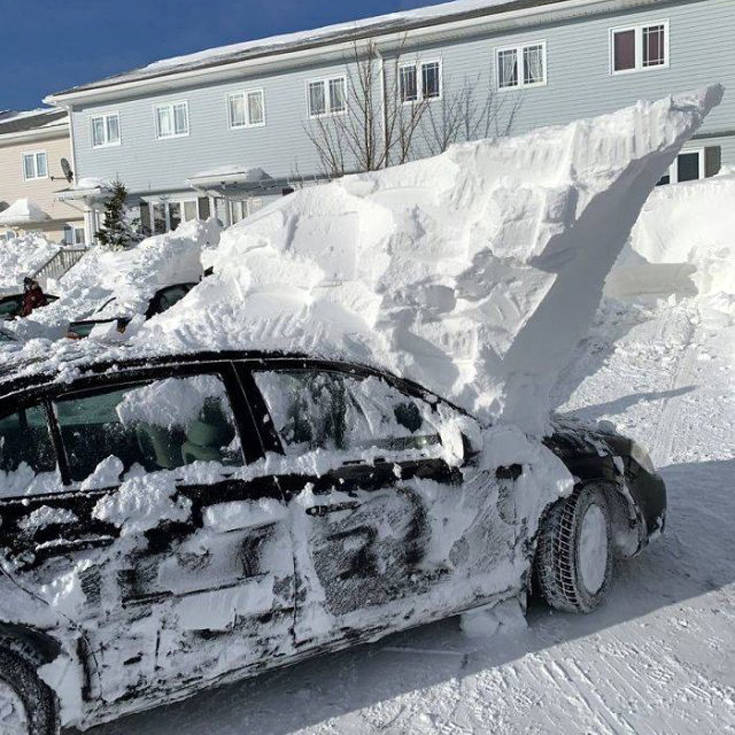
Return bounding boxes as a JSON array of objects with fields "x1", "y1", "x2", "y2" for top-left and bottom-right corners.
[
  {"x1": 188, "y1": 166, "x2": 274, "y2": 186},
  {"x1": 0, "y1": 199, "x2": 52, "y2": 226},
  {"x1": 50, "y1": 0, "x2": 577, "y2": 96},
  {"x1": 0, "y1": 108, "x2": 67, "y2": 137}
]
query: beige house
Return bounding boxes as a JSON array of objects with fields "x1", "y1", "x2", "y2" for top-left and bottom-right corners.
[{"x1": 0, "y1": 108, "x2": 85, "y2": 244}]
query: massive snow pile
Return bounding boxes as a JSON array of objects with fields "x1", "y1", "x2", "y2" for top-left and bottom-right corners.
[
  {"x1": 144, "y1": 86, "x2": 722, "y2": 435},
  {"x1": 0, "y1": 233, "x2": 59, "y2": 293}
]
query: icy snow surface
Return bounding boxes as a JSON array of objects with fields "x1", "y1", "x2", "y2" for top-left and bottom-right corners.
[
  {"x1": 141, "y1": 87, "x2": 722, "y2": 435},
  {"x1": 0, "y1": 198, "x2": 52, "y2": 226},
  {"x1": 85, "y1": 165, "x2": 735, "y2": 735}
]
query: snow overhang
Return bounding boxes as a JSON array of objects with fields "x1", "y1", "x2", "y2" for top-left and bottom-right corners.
[
  {"x1": 187, "y1": 167, "x2": 281, "y2": 196},
  {"x1": 44, "y1": 0, "x2": 651, "y2": 106}
]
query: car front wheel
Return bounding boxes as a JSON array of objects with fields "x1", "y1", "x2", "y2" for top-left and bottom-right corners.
[
  {"x1": 534, "y1": 483, "x2": 614, "y2": 613},
  {"x1": 0, "y1": 647, "x2": 58, "y2": 735}
]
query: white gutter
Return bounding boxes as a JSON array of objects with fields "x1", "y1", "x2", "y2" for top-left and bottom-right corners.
[{"x1": 45, "y1": 0, "x2": 661, "y2": 106}]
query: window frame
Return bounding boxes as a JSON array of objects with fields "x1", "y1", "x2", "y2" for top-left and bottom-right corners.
[
  {"x1": 21, "y1": 150, "x2": 48, "y2": 181},
  {"x1": 227, "y1": 88, "x2": 266, "y2": 130},
  {"x1": 154, "y1": 100, "x2": 190, "y2": 140},
  {"x1": 306, "y1": 76, "x2": 347, "y2": 118},
  {"x1": 90, "y1": 112, "x2": 121, "y2": 149},
  {"x1": 46, "y1": 362, "x2": 260, "y2": 487},
  {"x1": 399, "y1": 59, "x2": 443, "y2": 104},
  {"x1": 609, "y1": 20, "x2": 670, "y2": 75},
  {"x1": 659, "y1": 148, "x2": 704, "y2": 185},
  {"x1": 141, "y1": 197, "x2": 199, "y2": 234},
  {"x1": 495, "y1": 40, "x2": 547, "y2": 91}
]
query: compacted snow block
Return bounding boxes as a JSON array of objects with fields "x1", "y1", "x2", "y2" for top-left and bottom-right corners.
[{"x1": 150, "y1": 87, "x2": 721, "y2": 435}]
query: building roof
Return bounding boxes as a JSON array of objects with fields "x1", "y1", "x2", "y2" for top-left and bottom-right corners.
[
  {"x1": 0, "y1": 108, "x2": 67, "y2": 138},
  {"x1": 47, "y1": 0, "x2": 643, "y2": 101},
  {"x1": 0, "y1": 199, "x2": 52, "y2": 226}
]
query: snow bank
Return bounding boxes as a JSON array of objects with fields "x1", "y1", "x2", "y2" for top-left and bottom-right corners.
[
  {"x1": 0, "y1": 234, "x2": 59, "y2": 293},
  {"x1": 606, "y1": 173, "x2": 735, "y2": 326},
  {"x1": 145, "y1": 87, "x2": 722, "y2": 435},
  {"x1": 0, "y1": 198, "x2": 52, "y2": 227}
]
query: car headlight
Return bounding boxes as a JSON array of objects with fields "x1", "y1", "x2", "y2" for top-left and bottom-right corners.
[{"x1": 629, "y1": 440, "x2": 656, "y2": 474}]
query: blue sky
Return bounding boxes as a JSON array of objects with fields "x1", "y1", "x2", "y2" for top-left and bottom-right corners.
[{"x1": 3, "y1": 0, "x2": 449, "y2": 111}]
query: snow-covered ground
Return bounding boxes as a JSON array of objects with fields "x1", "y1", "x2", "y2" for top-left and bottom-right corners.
[{"x1": 77, "y1": 191, "x2": 735, "y2": 733}]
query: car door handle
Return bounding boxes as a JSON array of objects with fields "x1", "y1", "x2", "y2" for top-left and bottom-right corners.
[{"x1": 305, "y1": 501, "x2": 360, "y2": 517}]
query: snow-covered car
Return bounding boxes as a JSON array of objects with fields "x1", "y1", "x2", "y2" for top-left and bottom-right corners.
[
  {"x1": 0, "y1": 293, "x2": 58, "y2": 321},
  {"x1": 65, "y1": 282, "x2": 198, "y2": 339},
  {"x1": 0, "y1": 350, "x2": 665, "y2": 733}
]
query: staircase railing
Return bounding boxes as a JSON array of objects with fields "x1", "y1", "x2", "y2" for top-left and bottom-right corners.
[{"x1": 31, "y1": 247, "x2": 87, "y2": 289}]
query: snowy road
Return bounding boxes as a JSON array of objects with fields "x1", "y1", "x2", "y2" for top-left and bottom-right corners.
[{"x1": 84, "y1": 303, "x2": 735, "y2": 734}]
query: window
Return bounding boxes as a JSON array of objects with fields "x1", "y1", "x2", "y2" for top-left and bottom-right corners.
[
  {"x1": 155, "y1": 101, "x2": 189, "y2": 139},
  {"x1": 497, "y1": 42, "x2": 546, "y2": 89},
  {"x1": 54, "y1": 374, "x2": 243, "y2": 483},
  {"x1": 228, "y1": 89, "x2": 265, "y2": 128},
  {"x1": 0, "y1": 405, "x2": 57, "y2": 494},
  {"x1": 91, "y1": 113, "x2": 121, "y2": 148},
  {"x1": 611, "y1": 21, "x2": 668, "y2": 73},
  {"x1": 22, "y1": 151, "x2": 48, "y2": 180},
  {"x1": 141, "y1": 199, "x2": 198, "y2": 234},
  {"x1": 254, "y1": 370, "x2": 441, "y2": 458},
  {"x1": 400, "y1": 61, "x2": 442, "y2": 102},
  {"x1": 63, "y1": 225, "x2": 86, "y2": 246},
  {"x1": 308, "y1": 77, "x2": 346, "y2": 117},
  {"x1": 657, "y1": 149, "x2": 704, "y2": 186}
]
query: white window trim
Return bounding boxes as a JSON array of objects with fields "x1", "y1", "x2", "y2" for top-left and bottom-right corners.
[
  {"x1": 143, "y1": 197, "x2": 199, "y2": 233},
  {"x1": 227, "y1": 88, "x2": 266, "y2": 129},
  {"x1": 90, "y1": 112, "x2": 121, "y2": 149},
  {"x1": 665, "y1": 148, "x2": 704, "y2": 184},
  {"x1": 399, "y1": 58, "x2": 443, "y2": 104},
  {"x1": 21, "y1": 150, "x2": 48, "y2": 181},
  {"x1": 609, "y1": 20, "x2": 670, "y2": 75},
  {"x1": 306, "y1": 76, "x2": 347, "y2": 118},
  {"x1": 495, "y1": 40, "x2": 547, "y2": 91},
  {"x1": 154, "y1": 101, "x2": 190, "y2": 140}
]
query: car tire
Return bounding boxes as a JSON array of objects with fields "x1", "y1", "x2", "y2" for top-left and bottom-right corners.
[
  {"x1": 0, "y1": 647, "x2": 59, "y2": 735},
  {"x1": 534, "y1": 483, "x2": 614, "y2": 613}
]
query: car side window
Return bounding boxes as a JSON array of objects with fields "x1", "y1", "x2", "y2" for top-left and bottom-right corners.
[
  {"x1": 0, "y1": 297, "x2": 21, "y2": 319},
  {"x1": 253, "y1": 370, "x2": 441, "y2": 458},
  {"x1": 0, "y1": 405, "x2": 58, "y2": 497},
  {"x1": 54, "y1": 373, "x2": 244, "y2": 483}
]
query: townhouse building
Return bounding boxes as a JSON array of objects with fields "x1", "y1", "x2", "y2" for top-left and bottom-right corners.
[
  {"x1": 45, "y1": 0, "x2": 734, "y2": 242},
  {"x1": 0, "y1": 109, "x2": 85, "y2": 243}
]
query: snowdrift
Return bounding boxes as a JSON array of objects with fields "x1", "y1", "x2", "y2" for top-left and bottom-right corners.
[
  {"x1": 0, "y1": 234, "x2": 59, "y2": 294},
  {"x1": 606, "y1": 173, "x2": 735, "y2": 327},
  {"x1": 145, "y1": 86, "x2": 722, "y2": 435}
]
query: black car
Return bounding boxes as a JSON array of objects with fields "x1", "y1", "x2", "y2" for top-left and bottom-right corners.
[
  {"x1": 0, "y1": 293, "x2": 58, "y2": 321},
  {"x1": 0, "y1": 350, "x2": 665, "y2": 733},
  {"x1": 66, "y1": 283, "x2": 197, "y2": 339}
]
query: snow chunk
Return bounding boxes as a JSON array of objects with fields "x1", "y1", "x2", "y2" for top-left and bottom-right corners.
[
  {"x1": 92, "y1": 474, "x2": 192, "y2": 535},
  {"x1": 0, "y1": 198, "x2": 51, "y2": 226}
]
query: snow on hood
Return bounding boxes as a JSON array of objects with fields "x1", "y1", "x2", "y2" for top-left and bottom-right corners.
[{"x1": 140, "y1": 86, "x2": 722, "y2": 435}]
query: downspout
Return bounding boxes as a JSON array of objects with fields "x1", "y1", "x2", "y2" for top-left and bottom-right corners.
[{"x1": 374, "y1": 44, "x2": 389, "y2": 168}]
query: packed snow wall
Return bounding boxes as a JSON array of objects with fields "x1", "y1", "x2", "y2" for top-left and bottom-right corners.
[{"x1": 143, "y1": 86, "x2": 722, "y2": 434}]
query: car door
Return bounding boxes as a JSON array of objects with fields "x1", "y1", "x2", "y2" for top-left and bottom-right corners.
[
  {"x1": 0, "y1": 364, "x2": 295, "y2": 705},
  {"x1": 245, "y1": 361, "x2": 495, "y2": 648}
]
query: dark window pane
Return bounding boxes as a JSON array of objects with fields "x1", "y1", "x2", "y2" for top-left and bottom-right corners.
[
  {"x1": 139, "y1": 204, "x2": 152, "y2": 236},
  {"x1": 421, "y1": 62, "x2": 440, "y2": 98},
  {"x1": 54, "y1": 375, "x2": 243, "y2": 483},
  {"x1": 614, "y1": 29, "x2": 636, "y2": 71},
  {"x1": 168, "y1": 202, "x2": 181, "y2": 232},
  {"x1": 400, "y1": 66, "x2": 418, "y2": 102},
  {"x1": 197, "y1": 197, "x2": 211, "y2": 219},
  {"x1": 677, "y1": 152, "x2": 700, "y2": 182},
  {"x1": 656, "y1": 174, "x2": 670, "y2": 186},
  {"x1": 0, "y1": 405, "x2": 56, "y2": 478},
  {"x1": 497, "y1": 49, "x2": 518, "y2": 87}
]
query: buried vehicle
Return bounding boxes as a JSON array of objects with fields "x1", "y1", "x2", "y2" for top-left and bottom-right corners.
[
  {"x1": 0, "y1": 350, "x2": 665, "y2": 733},
  {"x1": 65, "y1": 282, "x2": 198, "y2": 340},
  {"x1": 0, "y1": 293, "x2": 58, "y2": 321}
]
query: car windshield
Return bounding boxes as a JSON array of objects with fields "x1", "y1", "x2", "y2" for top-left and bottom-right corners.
[{"x1": 0, "y1": 296, "x2": 21, "y2": 320}]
